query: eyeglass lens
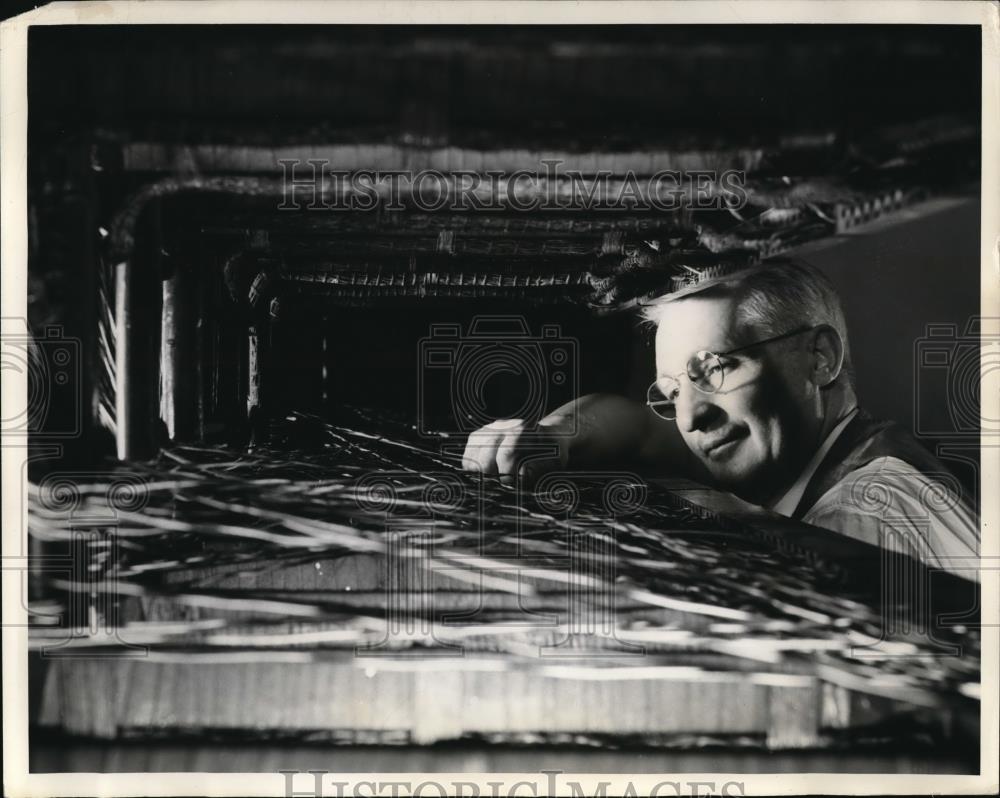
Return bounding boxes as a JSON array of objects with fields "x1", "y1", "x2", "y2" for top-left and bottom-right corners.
[{"x1": 647, "y1": 351, "x2": 725, "y2": 419}]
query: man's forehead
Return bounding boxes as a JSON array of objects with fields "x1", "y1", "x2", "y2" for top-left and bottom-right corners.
[{"x1": 654, "y1": 295, "x2": 746, "y2": 370}]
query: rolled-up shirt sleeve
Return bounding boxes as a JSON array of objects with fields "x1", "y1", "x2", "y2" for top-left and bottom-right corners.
[{"x1": 802, "y1": 456, "x2": 981, "y2": 580}]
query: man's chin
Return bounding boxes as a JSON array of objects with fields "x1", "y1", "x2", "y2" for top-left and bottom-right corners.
[{"x1": 702, "y1": 452, "x2": 765, "y2": 494}]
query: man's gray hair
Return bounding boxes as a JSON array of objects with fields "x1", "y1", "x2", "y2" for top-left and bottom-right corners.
[{"x1": 641, "y1": 257, "x2": 854, "y2": 383}]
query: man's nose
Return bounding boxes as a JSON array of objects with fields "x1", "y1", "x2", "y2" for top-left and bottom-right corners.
[{"x1": 674, "y1": 379, "x2": 717, "y2": 432}]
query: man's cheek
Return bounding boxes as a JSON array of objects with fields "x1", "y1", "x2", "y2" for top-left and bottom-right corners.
[{"x1": 729, "y1": 435, "x2": 767, "y2": 475}]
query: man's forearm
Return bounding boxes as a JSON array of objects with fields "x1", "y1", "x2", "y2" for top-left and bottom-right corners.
[{"x1": 540, "y1": 393, "x2": 694, "y2": 473}]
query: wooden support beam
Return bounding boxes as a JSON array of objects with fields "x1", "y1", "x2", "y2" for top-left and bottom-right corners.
[
  {"x1": 247, "y1": 324, "x2": 261, "y2": 420},
  {"x1": 246, "y1": 321, "x2": 267, "y2": 448},
  {"x1": 159, "y1": 261, "x2": 198, "y2": 442},
  {"x1": 113, "y1": 261, "x2": 137, "y2": 461}
]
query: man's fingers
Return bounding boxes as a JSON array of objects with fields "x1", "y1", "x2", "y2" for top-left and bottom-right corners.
[
  {"x1": 462, "y1": 427, "x2": 504, "y2": 474},
  {"x1": 462, "y1": 420, "x2": 525, "y2": 474},
  {"x1": 495, "y1": 428, "x2": 527, "y2": 478},
  {"x1": 463, "y1": 420, "x2": 563, "y2": 483},
  {"x1": 501, "y1": 438, "x2": 563, "y2": 485}
]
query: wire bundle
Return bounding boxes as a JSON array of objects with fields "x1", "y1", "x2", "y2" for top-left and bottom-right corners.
[{"x1": 27, "y1": 408, "x2": 979, "y2": 720}]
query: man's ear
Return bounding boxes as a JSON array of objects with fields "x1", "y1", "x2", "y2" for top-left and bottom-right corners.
[{"x1": 809, "y1": 324, "x2": 844, "y2": 387}]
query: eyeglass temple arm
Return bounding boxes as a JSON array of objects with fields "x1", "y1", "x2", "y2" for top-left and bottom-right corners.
[{"x1": 720, "y1": 324, "x2": 817, "y2": 357}]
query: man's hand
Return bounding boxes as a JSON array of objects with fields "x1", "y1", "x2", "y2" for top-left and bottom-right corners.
[
  {"x1": 461, "y1": 417, "x2": 572, "y2": 486},
  {"x1": 460, "y1": 393, "x2": 695, "y2": 487}
]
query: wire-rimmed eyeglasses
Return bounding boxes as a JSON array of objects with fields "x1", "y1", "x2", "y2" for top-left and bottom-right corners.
[{"x1": 646, "y1": 325, "x2": 817, "y2": 420}]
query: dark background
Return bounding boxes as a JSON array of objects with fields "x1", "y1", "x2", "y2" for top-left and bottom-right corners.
[
  {"x1": 28, "y1": 25, "x2": 981, "y2": 137},
  {"x1": 25, "y1": 25, "x2": 982, "y2": 482}
]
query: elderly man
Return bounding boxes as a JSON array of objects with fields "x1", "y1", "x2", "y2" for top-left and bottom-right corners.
[{"x1": 462, "y1": 258, "x2": 979, "y2": 576}]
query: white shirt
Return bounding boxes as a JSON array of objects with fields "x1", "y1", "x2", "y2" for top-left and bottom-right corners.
[{"x1": 768, "y1": 409, "x2": 980, "y2": 580}]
